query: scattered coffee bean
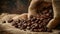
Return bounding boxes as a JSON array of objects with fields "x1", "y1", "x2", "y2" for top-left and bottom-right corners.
[
  {"x1": 8, "y1": 19, "x2": 13, "y2": 23},
  {"x1": 2, "y1": 21, "x2": 6, "y2": 23}
]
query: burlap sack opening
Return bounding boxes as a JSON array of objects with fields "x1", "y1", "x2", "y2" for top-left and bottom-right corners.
[{"x1": 0, "y1": 0, "x2": 60, "y2": 34}]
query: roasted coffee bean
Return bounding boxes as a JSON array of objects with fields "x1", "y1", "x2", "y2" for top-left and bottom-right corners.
[
  {"x1": 31, "y1": 23, "x2": 38, "y2": 29},
  {"x1": 39, "y1": 24, "x2": 42, "y2": 28},
  {"x1": 27, "y1": 22, "x2": 31, "y2": 26},
  {"x1": 35, "y1": 19, "x2": 40, "y2": 23},
  {"x1": 26, "y1": 26, "x2": 31, "y2": 30},
  {"x1": 40, "y1": 17, "x2": 44, "y2": 20},
  {"x1": 45, "y1": 13, "x2": 50, "y2": 17},
  {"x1": 22, "y1": 25, "x2": 27, "y2": 29},
  {"x1": 18, "y1": 25, "x2": 20, "y2": 28},
  {"x1": 15, "y1": 19, "x2": 20, "y2": 23},
  {"x1": 37, "y1": 17, "x2": 40, "y2": 20},
  {"x1": 20, "y1": 27, "x2": 23, "y2": 30},
  {"x1": 31, "y1": 22, "x2": 34, "y2": 24},
  {"x1": 30, "y1": 15, "x2": 33, "y2": 19},
  {"x1": 38, "y1": 21, "x2": 41, "y2": 24},
  {"x1": 24, "y1": 29, "x2": 26, "y2": 31},
  {"x1": 31, "y1": 25, "x2": 36, "y2": 29},
  {"x1": 38, "y1": 29, "x2": 43, "y2": 32},
  {"x1": 15, "y1": 25, "x2": 18, "y2": 28},
  {"x1": 46, "y1": 28, "x2": 52, "y2": 32},
  {"x1": 8, "y1": 19, "x2": 13, "y2": 23},
  {"x1": 23, "y1": 23, "x2": 27, "y2": 26},
  {"x1": 2, "y1": 21, "x2": 6, "y2": 23},
  {"x1": 12, "y1": 21, "x2": 18, "y2": 26},
  {"x1": 33, "y1": 29, "x2": 38, "y2": 32},
  {"x1": 31, "y1": 17, "x2": 36, "y2": 21},
  {"x1": 23, "y1": 20, "x2": 27, "y2": 23},
  {"x1": 17, "y1": 23, "x2": 21, "y2": 26},
  {"x1": 39, "y1": 28, "x2": 44, "y2": 32}
]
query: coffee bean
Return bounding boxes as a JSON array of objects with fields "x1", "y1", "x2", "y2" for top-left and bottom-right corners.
[
  {"x1": 40, "y1": 17, "x2": 44, "y2": 20},
  {"x1": 33, "y1": 29, "x2": 38, "y2": 32},
  {"x1": 45, "y1": 13, "x2": 50, "y2": 17},
  {"x1": 18, "y1": 25, "x2": 20, "y2": 28},
  {"x1": 8, "y1": 19, "x2": 13, "y2": 23},
  {"x1": 38, "y1": 29, "x2": 42, "y2": 32},
  {"x1": 47, "y1": 28, "x2": 52, "y2": 32},
  {"x1": 31, "y1": 18, "x2": 36, "y2": 21},
  {"x1": 39, "y1": 25, "x2": 42, "y2": 28},
  {"x1": 15, "y1": 25, "x2": 18, "y2": 28},
  {"x1": 31, "y1": 25, "x2": 36, "y2": 29},
  {"x1": 38, "y1": 21, "x2": 41, "y2": 24},
  {"x1": 2, "y1": 21, "x2": 6, "y2": 23},
  {"x1": 20, "y1": 27, "x2": 23, "y2": 30},
  {"x1": 26, "y1": 26, "x2": 31, "y2": 30},
  {"x1": 27, "y1": 22, "x2": 31, "y2": 26},
  {"x1": 35, "y1": 19, "x2": 40, "y2": 23},
  {"x1": 30, "y1": 16, "x2": 33, "y2": 19},
  {"x1": 42, "y1": 10, "x2": 48, "y2": 14},
  {"x1": 23, "y1": 23, "x2": 27, "y2": 26},
  {"x1": 17, "y1": 23, "x2": 21, "y2": 26},
  {"x1": 39, "y1": 28, "x2": 44, "y2": 32}
]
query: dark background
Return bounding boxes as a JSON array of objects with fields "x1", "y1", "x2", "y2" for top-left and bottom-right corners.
[{"x1": 0, "y1": 0, "x2": 30, "y2": 14}]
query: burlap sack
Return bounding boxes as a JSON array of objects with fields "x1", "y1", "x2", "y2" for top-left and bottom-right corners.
[
  {"x1": 47, "y1": 0, "x2": 60, "y2": 29},
  {"x1": 0, "y1": 0, "x2": 60, "y2": 34},
  {"x1": 28, "y1": 0, "x2": 60, "y2": 29}
]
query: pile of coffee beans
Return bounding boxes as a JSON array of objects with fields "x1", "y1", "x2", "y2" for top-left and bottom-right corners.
[
  {"x1": 7, "y1": 2, "x2": 53, "y2": 32},
  {"x1": 7, "y1": 15, "x2": 53, "y2": 32}
]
